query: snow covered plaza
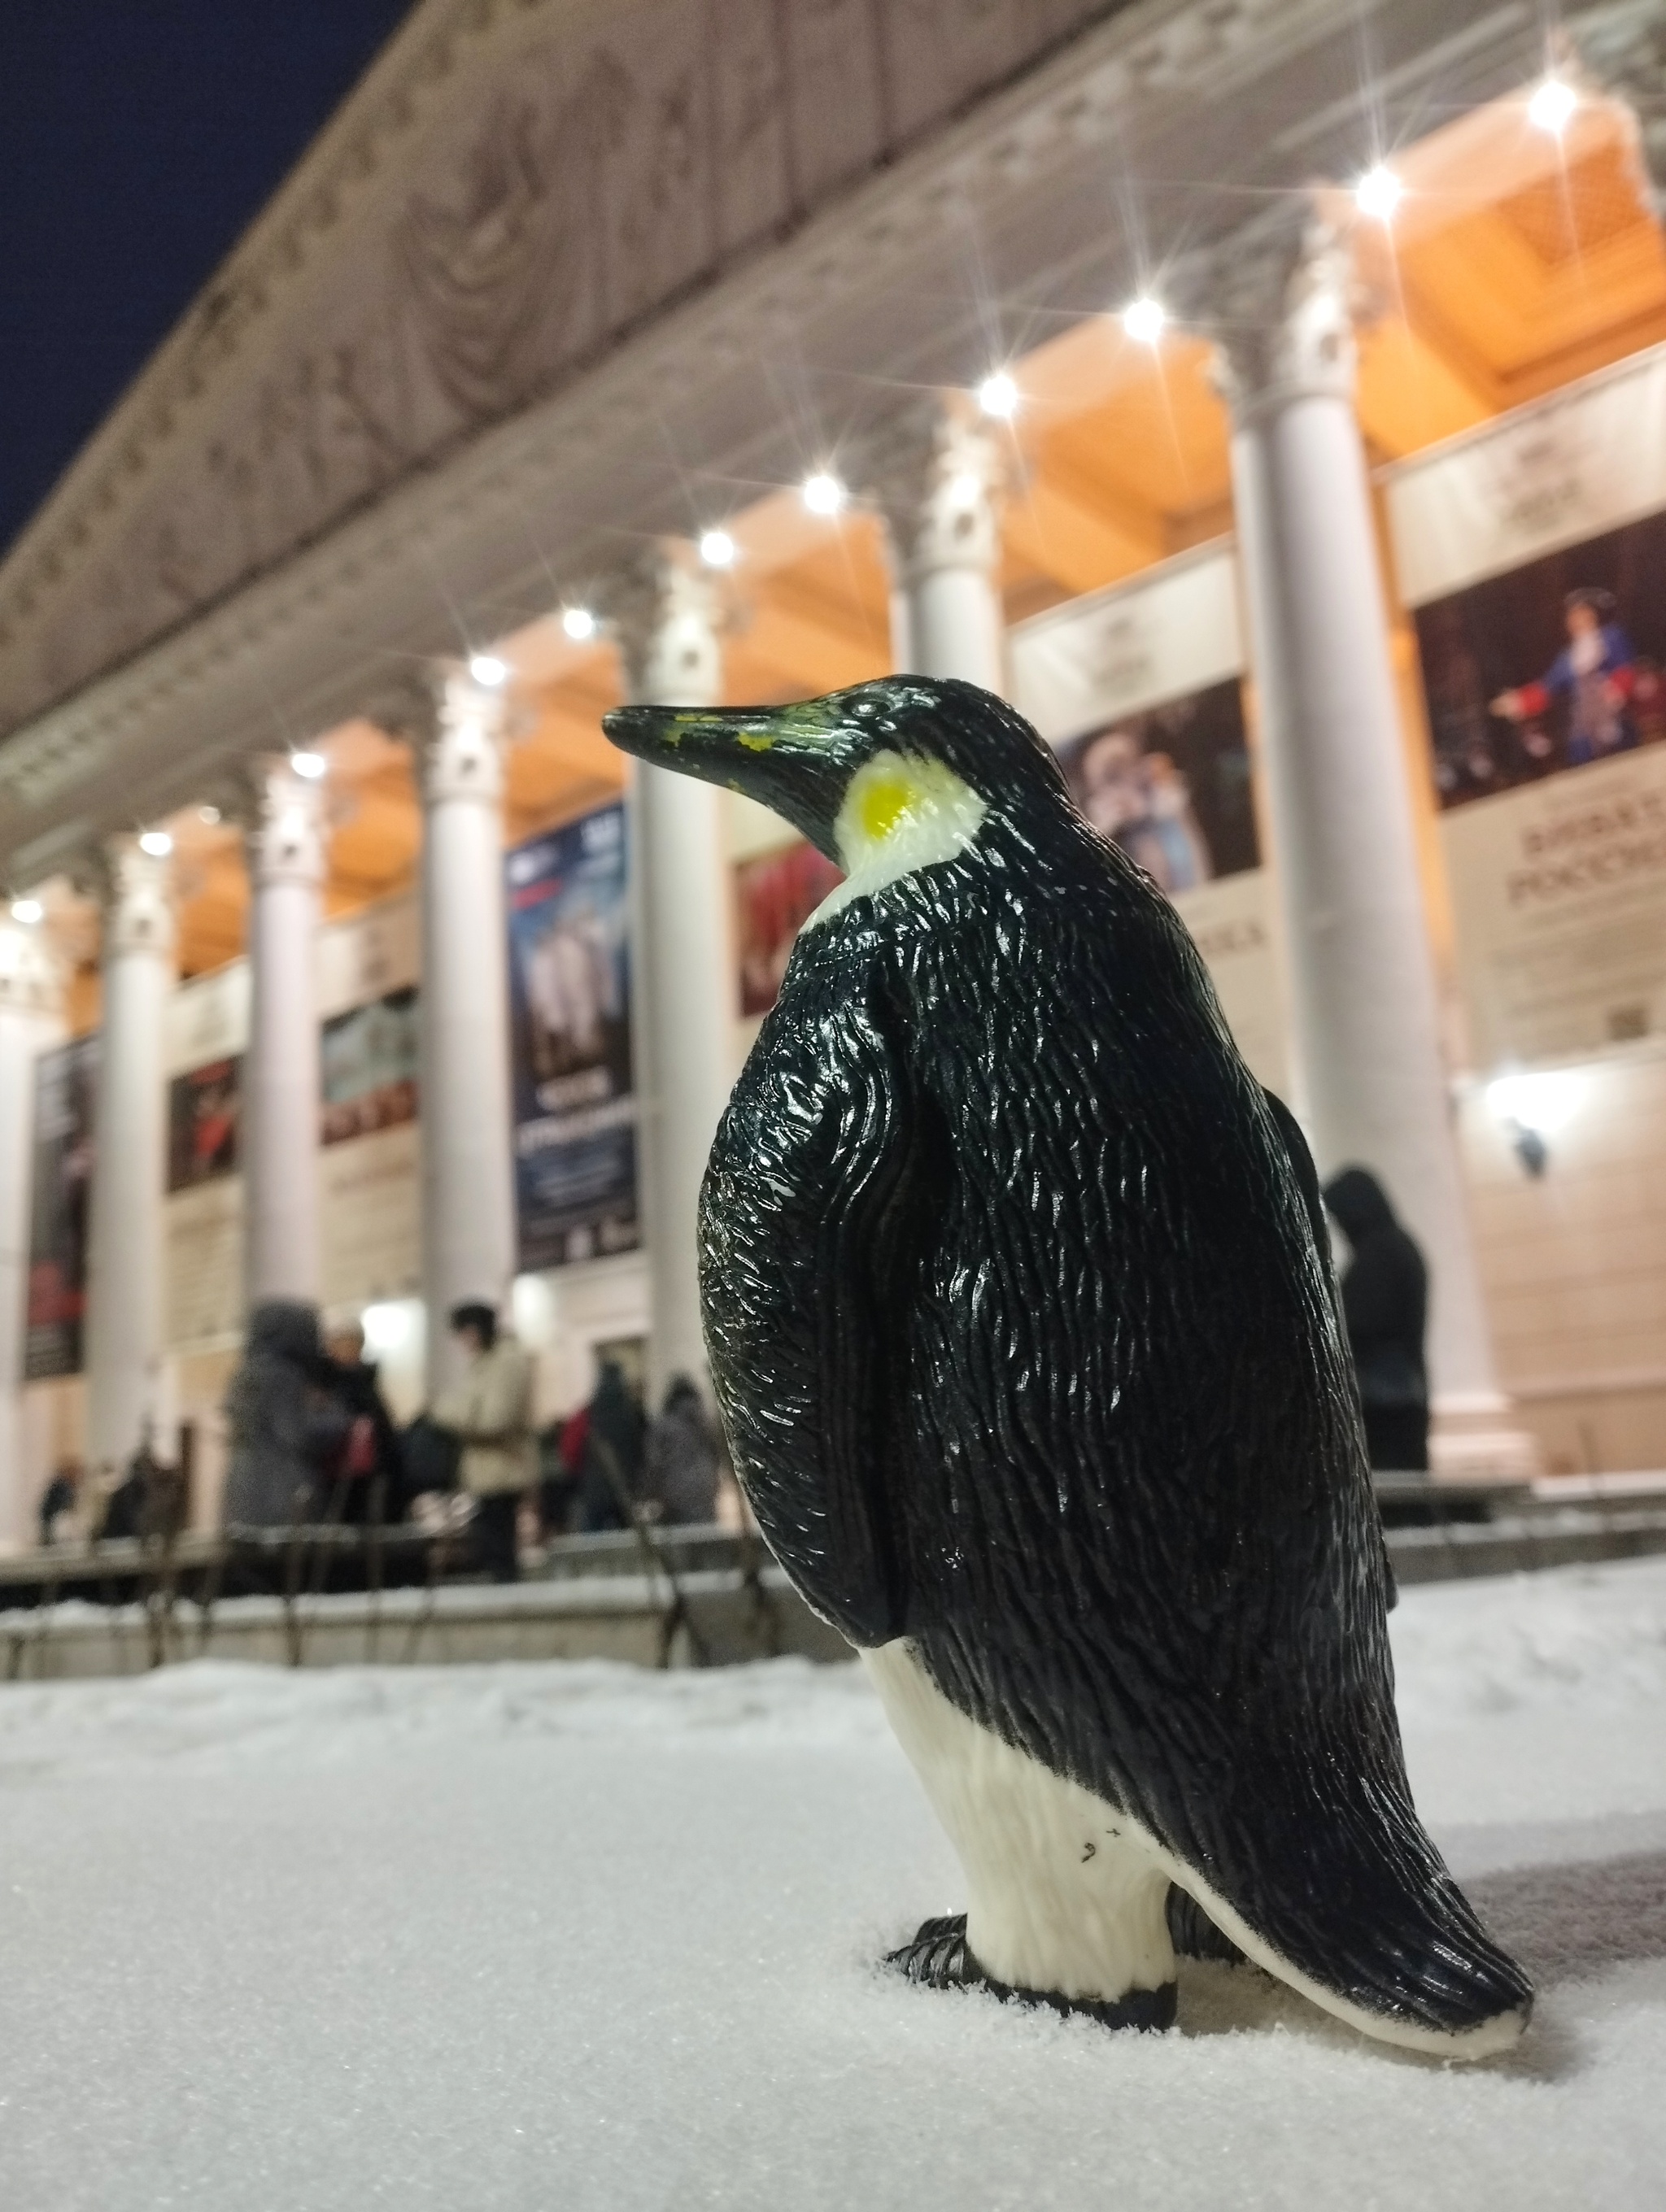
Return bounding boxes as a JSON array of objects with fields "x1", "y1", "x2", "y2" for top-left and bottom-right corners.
[{"x1": 0, "y1": 1556, "x2": 1662, "y2": 2211}]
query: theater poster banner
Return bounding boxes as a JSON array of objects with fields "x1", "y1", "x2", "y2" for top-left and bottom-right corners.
[
  {"x1": 1008, "y1": 543, "x2": 1287, "y2": 1093},
  {"x1": 321, "y1": 987, "x2": 418, "y2": 1145},
  {"x1": 317, "y1": 982, "x2": 422, "y2": 1307},
  {"x1": 164, "y1": 968, "x2": 246, "y2": 1348},
  {"x1": 735, "y1": 840, "x2": 844, "y2": 1017},
  {"x1": 505, "y1": 801, "x2": 638, "y2": 1269},
  {"x1": 1387, "y1": 345, "x2": 1666, "y2": 1067},
  {"x1": 168, "y1": 1057, "x2": 240, "y2": 1191},
  {"x1": 24, "y1": 1036, "x2": 98, "y2": 1379}
]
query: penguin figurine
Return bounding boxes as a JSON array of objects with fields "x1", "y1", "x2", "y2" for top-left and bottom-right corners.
[{"x1": 603, "y1": 678, "x2": 1532, "y2": 2059}]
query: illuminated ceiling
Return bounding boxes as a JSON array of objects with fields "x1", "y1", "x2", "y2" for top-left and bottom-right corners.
[{"x1": 62, "y1": 84, "x2": 1666, "y2": 997}]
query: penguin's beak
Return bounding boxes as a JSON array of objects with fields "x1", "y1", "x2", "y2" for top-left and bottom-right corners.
[{"x1": 601, "y1": 699, "x2": 866, "y2": 863}]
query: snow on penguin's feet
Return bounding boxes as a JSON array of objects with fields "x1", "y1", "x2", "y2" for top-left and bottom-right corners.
[{"x1": 886, "y1": 1913, "x2": 1178, "y2": 2032}]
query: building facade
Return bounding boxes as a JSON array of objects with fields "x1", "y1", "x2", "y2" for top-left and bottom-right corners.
[{"x1": 2, "y1": 0, "x2": 1665, "y2": 1540}]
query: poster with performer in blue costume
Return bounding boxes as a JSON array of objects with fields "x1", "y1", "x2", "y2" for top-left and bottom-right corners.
[{"x1": 505, "y1": 802, "x2": 638, "y2": 1270}]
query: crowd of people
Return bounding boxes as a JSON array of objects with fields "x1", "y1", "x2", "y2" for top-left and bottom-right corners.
[
  {"x1": 216, "y1": 1299, "x2": 728, "y2": 1580},
  {"x1": 36, "y1": 1305, "x2": 731, "y2": 1581},
  {"x1": 37, "y1": 1159, "x2": 1432, "y2": 1563}
]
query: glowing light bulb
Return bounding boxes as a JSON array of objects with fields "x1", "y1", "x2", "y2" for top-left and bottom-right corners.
[
  {"x1": 699, "y1": 529, "x2": 736, "y2": 568},
  {"x1": 138, "y1": 830, "x2": 172, "y2": 859},
  {"x1": 561, "y1": 607, "x2": 597, "y2": 643},
  {"x1": 802, "y1": 471, "x2": 845, "y2": 516},
  {"x1": 1122, "y1": 295, "x2": 1166, "y2": 345},
  {"x1": 469, "y1": 653, "x2": 508, "y2": 687},
  {"x1": 11, "y1": 899, "x2": 42, "y2": 925},
  {"x1": 977, "y1": 371, "x2": 1018, "y2": 420},
  {"x1": 1355, "y1": 164, "x2": 1402, "y2": 222},
  {"x1": 290, "y1": 750, "x2": 327, "y2": 780},
  {"x1": 1528, "y1": 76, "x2": 1577, "y2": 135}
]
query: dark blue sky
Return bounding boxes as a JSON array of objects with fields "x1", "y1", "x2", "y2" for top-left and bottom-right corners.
[{"x1": 1, "y1": 2, "x2": 414, "y2": 557}]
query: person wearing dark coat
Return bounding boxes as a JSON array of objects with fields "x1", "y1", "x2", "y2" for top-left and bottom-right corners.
[
  {"x1": 222, "y1": 1300, "x2": 352, "y2": 1528},
  {"x1": 1323, "y1": 1167, "x2": 1431, "y2": 1474},
  {"x1": 37, "y1": 1465, "x2": 79, "y2": 1546},
  {"x1": 643, "y1": 1375, "x2": 724, "y2": 1526},
  {"x1": 325, "y1": 1322, "x2": 406, "y2": 1522},
  {"x1": 576, "y1": 1360, "x2": 648, "y2": 1531}
]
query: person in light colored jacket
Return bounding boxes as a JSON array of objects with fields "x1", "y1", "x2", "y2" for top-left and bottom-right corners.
[{"x1": 432, "y1": 1301, "x2": 535, "y2": 1580}]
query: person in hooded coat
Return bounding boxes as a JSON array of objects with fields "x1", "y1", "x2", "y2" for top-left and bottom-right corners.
[
  {"x1": 223, "y1": 1300, "x2": 351, "y2": 1529},
  {"x1": 576, "y1": 1360, "x2": 648, "y2": 1532},
  {"x1": 1322, "y1": 1167, "x2": 1430, "y2": 1474},
  {"x1": 643, "y1": 1374, "x2": 725, "y2": 1526}
]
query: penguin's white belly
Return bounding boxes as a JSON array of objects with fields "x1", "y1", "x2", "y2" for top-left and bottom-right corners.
[
  {"x1": 864, "y1": 1639, "x2": 1531, "y2": 2059},
  {"x1": 862, "y1": 1640, "x2": 1175, "y2": 2004}
]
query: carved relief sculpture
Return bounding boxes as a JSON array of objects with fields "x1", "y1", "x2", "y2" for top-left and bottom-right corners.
[{"x1": 604, "y1": 676, "x2": 1533, "y2": 2057}]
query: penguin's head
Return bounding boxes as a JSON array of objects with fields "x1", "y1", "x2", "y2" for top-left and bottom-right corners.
[{"x1": 603, "y1": 678, "x2": 1074, "y2": 913}]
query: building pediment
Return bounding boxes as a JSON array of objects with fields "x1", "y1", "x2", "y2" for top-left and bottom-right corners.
[{"x1": 0, "y1": 0, "x2": 1145, "y2": 739}]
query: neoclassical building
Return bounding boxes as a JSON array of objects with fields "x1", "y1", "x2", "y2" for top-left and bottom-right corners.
[{"x1": 2, "y1": 0, "x2": 1665, "y2": 1540}]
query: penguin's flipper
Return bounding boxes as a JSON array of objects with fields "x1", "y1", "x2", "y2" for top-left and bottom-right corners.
[
  {"x1": 1258, "y1": 1085, "x2": 1326, "y2": 1256},
  {"x1": 1167, "y1": 1740, "x2": 1533, "y2": 2055},
  {"x1": 700, "y1": 981, "x2": 935, "y2": 1646},
  {"x1": 1259, "y1": 1081, "x2": 1398, "y2": 1609}
]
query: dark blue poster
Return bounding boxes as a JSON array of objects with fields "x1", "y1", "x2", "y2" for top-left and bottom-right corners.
[{"x1": 505, "y1": 802, "x2": 638, "y2": 1269}]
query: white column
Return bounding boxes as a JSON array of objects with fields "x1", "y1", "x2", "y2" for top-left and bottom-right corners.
[
  {"x1": 0, "y1": 913, "x2": 63, "y2": 1548},
  {"x1": 242, "y1": 757, "x2": 326, "y2": 1304},
  {"x1": 870, "y1": 401, "x2": 1008, "y2": 690},
  {"x1": 84, "y1": 837, "x2": 176, "y2": 1478},
  {"x1": 1215, "y1": 211, "x2": 1528, "y2": 1473},
  {"x1": 419, "y1": 669, "x2": 517, "y2": 1397},
  {"x1": 606, "y1": 549, "x2": 735, "y2": 1401}
]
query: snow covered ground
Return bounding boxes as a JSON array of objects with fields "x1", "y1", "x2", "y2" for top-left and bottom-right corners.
[{"x1": 2, "y1": 1557, "x2": 1664, "y2": 2211}]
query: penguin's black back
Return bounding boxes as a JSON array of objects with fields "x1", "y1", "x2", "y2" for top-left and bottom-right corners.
[{"x1": 699, "y1": 778, "x2": 1530, "y2": 2044}]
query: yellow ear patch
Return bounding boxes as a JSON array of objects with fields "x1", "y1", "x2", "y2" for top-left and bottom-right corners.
[
  {"x1": 854, "y1": 768, "x2": 918, "y2": 844},
  {"x1": 809, "y1": 749, "x2": 988, "y2": 929}
]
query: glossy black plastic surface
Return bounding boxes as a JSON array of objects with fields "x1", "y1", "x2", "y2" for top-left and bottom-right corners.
[{"x1": 604, "y1": 678, "x2": 1532, "y2": 2046}]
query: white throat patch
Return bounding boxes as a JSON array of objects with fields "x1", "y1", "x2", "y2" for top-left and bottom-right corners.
[{"x1": 806, "y1": 749, "x2": 988, "y2": 930}]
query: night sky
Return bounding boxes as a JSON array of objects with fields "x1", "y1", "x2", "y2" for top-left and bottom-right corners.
[{"x1": 1, "y1": 3, "x2": 415, "y2": 559}]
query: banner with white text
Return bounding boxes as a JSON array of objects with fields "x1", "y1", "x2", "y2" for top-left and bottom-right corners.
[{"x1": 1386, "y1": 345, "x2": 1666, "y2": 1065}]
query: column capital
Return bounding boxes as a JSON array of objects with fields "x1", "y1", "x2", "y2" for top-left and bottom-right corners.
[
  {"x1": 1180, "y1": 200, "x2": 1368, "y2": 428},
  {"x1": 860, "y1": 398, "x2": 1009, "y2": 581},
  {"x1": 598, "y1": 546, "x2": 723, "y2": 707},
  {"x1": 1567, "y1": 7, "x2": 1666, "y2": 207},
  {"x1": 241, "y1": 755, "x2": 328, "y2": 890},
  {"x1": 423, "y1": 666, "x2": 509, "y2": 808},
  {"x1": 360, "y1": 667, "x2": 444, "y2": 753},
  {"x1": 0, "y1": 910, "x2": 63, "y2": 1018},
  {"x1": 95, "y1": 834, "x2": 176, "y2": 962}
]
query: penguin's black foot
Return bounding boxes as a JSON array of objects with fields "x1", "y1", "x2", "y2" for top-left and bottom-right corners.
[
  {"x1": 888, "y1": 1913, "x2": 983, "y2": 1990},
  {"x1": 1166, "y1": 1883, "x2": 1248, "y2": 1966},
  {"x1": 885, "y1": 1914, "x2": 1176, "y2": 2031}
]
